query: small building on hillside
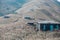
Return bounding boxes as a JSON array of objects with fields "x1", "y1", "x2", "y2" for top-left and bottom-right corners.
[{"x1": 36, "y1": 21, "x2": 60, "y2": 31}]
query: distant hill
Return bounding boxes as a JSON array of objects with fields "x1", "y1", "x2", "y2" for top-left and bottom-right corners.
[{"x1": 0, "y1": 0, "x2": 32, "y2": 16}]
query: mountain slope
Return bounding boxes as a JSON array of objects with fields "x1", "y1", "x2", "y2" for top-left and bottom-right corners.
[{"x1": 16, "y1": 0, "x2": 60, "y2": 22}]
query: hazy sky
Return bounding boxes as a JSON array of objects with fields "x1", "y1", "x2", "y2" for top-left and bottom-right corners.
[{"x1": 57, "y1": 0, "x2": 60, "y2": 2}]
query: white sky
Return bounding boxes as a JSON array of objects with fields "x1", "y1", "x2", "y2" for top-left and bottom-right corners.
[{"x1": 57, "y1": 0, "x2": 60, "y2": 2}]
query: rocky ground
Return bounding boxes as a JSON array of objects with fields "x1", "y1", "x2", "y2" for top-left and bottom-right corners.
[{"x1": 0, "y1": 14, "x2": 60, "y2": 40}]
